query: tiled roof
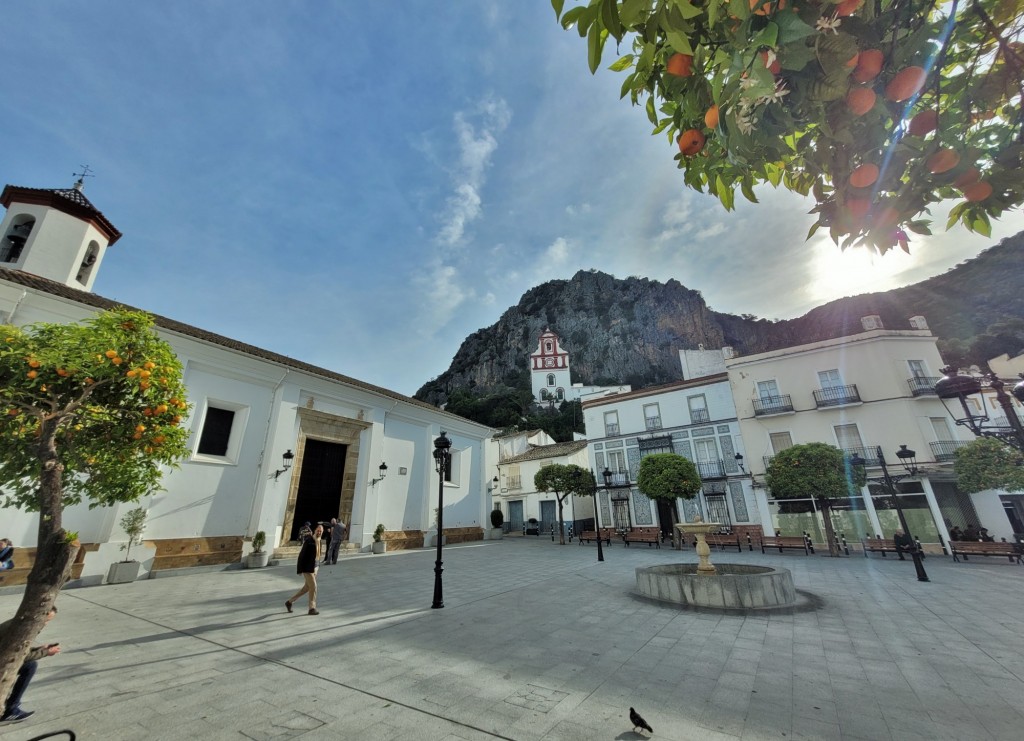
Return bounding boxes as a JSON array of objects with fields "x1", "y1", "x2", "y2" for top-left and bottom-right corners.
[
  {"x1": 0, "y1": 185, "x2": 122, "y2": 245},
  {"x1": 501, "y1": 439, "x2": 588, "y2": 464},
  {"x1": 581, "y1": 373, "x2": 728, "y2": 407},
  {"x1": 0, "y1": 268, "x2": 490, "y2": 430}
]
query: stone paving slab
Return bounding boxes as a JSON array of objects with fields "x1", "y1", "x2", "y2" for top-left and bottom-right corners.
[{"x1": 1, "y1": 537, "x2": 1023, "y2": 739}]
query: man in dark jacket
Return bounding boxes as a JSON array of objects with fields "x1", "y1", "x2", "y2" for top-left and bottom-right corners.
[
  {"x1": 286, "y1": 524, "x2": 322, "y2": 615},
  {"x1": 1, "y1": 606, "x2": 60, "y2": 724},
  {"x1": 893, "y1": 529, "x2": 915, "y2": 560}
]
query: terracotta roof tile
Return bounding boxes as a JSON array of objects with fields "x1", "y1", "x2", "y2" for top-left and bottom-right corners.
[{"x1": 501, "y1": 439, "x2": 589, "y2": 464}]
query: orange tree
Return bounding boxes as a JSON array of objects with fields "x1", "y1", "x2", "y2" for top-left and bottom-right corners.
[
  {"x1": 0, "y1": 308, "x2": 189, "y2": 706},
  {"x1": 553, "y1": 0, "x2": 1023, "y2": 253},
  {"x1": 764, "y1": 442, "x2": 865, "y2": 555},
  {"x1": 636, "y1": 452, "x2": 702, "y2": 543}
]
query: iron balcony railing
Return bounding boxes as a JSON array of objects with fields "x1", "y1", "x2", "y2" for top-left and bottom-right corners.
[
  {"x1": 907, "y1": 376, "x2": 940, "y2": 397},
  {"x1": 753, "y1": 395, "x2": 795, "y2": 416},
  {"x1": 841, "y1": 445, "x2": 879, "y2": 463},
  {"x1": 603, "y1": 471, "x2": 630, "y2": 487},
  {"x1": 762, "y1": 455, "x2": 775, "y2": 470},
  {"x1": 645, "y1": 417, "x2": 663, "y2": 431},
  {"x1": 696, "y1": 459, "x2": 726, "y2": 479},
  {"x1": 929, "y1": 440, "x2": 970, "y2": 462},
  {"x1": 814, "y1": 384, "x2": 861, "y2": 407},
  {"x1": 690, "y1": 408, "x2": 711, "y2": 424},
  {"x1": 604, "y1": 423, "x2": 620, "y2": 437}
]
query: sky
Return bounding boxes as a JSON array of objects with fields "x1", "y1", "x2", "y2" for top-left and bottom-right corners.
[{"x1": 2, "y1": 2, "x2": 1021, "y2": 397}]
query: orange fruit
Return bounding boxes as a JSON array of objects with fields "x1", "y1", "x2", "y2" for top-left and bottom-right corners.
[
  {"x1": 835, "y1": 0, "x2": 863, "y2": 16},
  {"x1": 144, "y1": 361, "x2": 156, "y2": 370},
  {"x1": 140, "y1": 370, "x2": 151, "y2": 378},
  {"x1": 849, "y1": 163, "x2": 880, "y2": 188},
  {"x1": 126, "y1": 369, "x2": 137, "y2": 377},
  {"x1": 666, "y1": 53, "x2": 693, "y2": 77},
  {"x1": 704, "y1": 104, "x2": 720, "y2": 129},
  {"x1": 140, "y1": 380, "x2": 151, "y2": 389},
  {"x1": 156, "y1": 404, "x2": 169, "y2": 414},
  {"x1": 153, "y1": 435, "x2": 165, "y2": 444},
  {"x1": 963, "y1": 181, "x2": 992, "y2": 202},
  {"x1": 846, "y1": 198, "x2": 871, "y2": 218},
  {"x1": 750, "y1": 0, "x2": 786, "y2": 15},
  {"x1": 28, "y1": 359, "x2": 40, "y2": 368},
  {"x1": 846, "y1": 87, "x2": 876, "y2": 116},
  {"x1": 56, "y1": 368, "x2": 68, "y2": 377},
  {"x1": 84, "y1": 377, "x2": 94, "y2": 385},
  {"x1": 133, "y1": 432, "x2": 142, "y2": 440},
  {"x1": 678, "y1": 129, "x2": 706, "y2": 156},
  {"x1": 953, "y1": 167, "x2": 981, "y2": 189},
  {"x1": 7, "y1": 408, "x2": 18, "y2": 416},
  {"x1": 908, "y1": 109, "x2": 938, "y2": 136},
  {"x1": 760, "y1": 51, "x2": 781, "y2": 75},
  {"x1": 104, "y1": 349, "x2": 118, "y2": 358},
  {"x1": 27, "y1": 370, "x2": 37, "y2": 379},
  {"x1": 852, "y1": 49, "x2": 884, "y2": 83},
  {"x1": 926, "y1": 148, "x2": 960, "y2": 174},
  {"x1": 136, "y1": 424, "x2": 146, "y2": 432},
  {"x1": 112, "y1": 357, "x2": 123, "y2": 365},
  {"x1": 885, "y1": 66, "x2": 927, "y2": 102}
]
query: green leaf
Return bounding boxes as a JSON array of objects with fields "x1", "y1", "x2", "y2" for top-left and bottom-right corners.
[
  {"x1": 551, "y1": 0, "x2": 566, "y2": 21},
  {"x1": 646, "y1": 95, "x2": 657, "y2": 125},
  {"x1": 587, "y1": 23, "x2": 607, "y2": 74},
  {"x1": 668, "y1": 0, "x2": 703, "y2": 20},
  {"x1": 560, "y1": 6, "x2": 587, "y2": 31},
  {"x1": 775, "y1": 10, "x2": 815, "y2": 45},
  {"x1": 740, "y1": 179, "x2": 759, "y2": 203},
  {"x1": 601, "y1": 0, "x2": 623, "y2": 42},
  {"x1": 609, "y1": 54, "x2": 635, "y2": 72},
  {"x1": 716, "y1": 175, "x2": 735, "y2": 210},
  {"x1": 807, "y1": 221, "x2": 821, "y2": 239},
  {"x1": 970, "y1": 211, "x2": 992, "y2": 237},
  {"x1": 751, "y1": 22, "x2": 779, "y2": 51},
  {"x1": 728, "y1": 0, "x2": 750, "y2": 20},
  {"x1": 619, "y1": 0, "x2": 648, "y2": 26}
]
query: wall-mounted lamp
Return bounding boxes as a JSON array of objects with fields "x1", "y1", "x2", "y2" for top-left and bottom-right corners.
[
  {"x1": 272, "y1": 450, "x2": 294, "y2": 480},
  {"x1": 370, "y1": 462, "x2": 388, "y2": 486},
  {"x1": 734, "y1": 452, "x2": 745, "y2": 473}
]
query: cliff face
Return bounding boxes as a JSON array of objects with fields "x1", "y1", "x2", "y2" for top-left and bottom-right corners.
[{"x1": 415, "y1": 232, "x2": 1024, "y2": 405}]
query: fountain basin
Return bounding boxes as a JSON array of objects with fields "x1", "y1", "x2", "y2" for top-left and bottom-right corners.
[{"x1": 636, "y1": 563, "x2": 796, "y2": 609}]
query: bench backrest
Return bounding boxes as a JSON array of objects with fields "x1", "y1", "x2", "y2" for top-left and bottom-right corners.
[{"x1": 953, "y1": 541, "x2": 1016, "y2": 553}]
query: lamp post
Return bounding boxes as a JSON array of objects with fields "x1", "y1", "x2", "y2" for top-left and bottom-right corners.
[
  {"x1": 431, "y1": 431, "x2": 451, "y2": 609},
  {"x1": 579, "y1": 468, "x2": 603, "y2": 562},
  {"x1": 934, "y1": 368, "x2": 1024, "y2": 452},
  {"x1": 850, "y1": 446, "x2": 929, "y2": 582}
]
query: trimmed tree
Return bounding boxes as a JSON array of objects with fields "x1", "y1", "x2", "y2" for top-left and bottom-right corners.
[
  {"x1": 535, "y1": 463, "x2": 594, "y2": 544},
  {"x1": 954, "y1": 437, "x2": 1024, "y2": 493},
  {"x1": 765, "y1": 442, "x2": 865, "y2": 556},
  {"x1": 0, "y1": 309, "x2": 190, "y2": 706},
  {"x1": 637, "y1": 453, "x2": 702, "y2": 546}
]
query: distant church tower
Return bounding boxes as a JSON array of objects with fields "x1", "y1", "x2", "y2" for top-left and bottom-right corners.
[
  {"x1": 0, "y1": 176, "x2": 122, "y2": 292},
  {"x1": 530, "y1": 328, "x2": 572, "y2": 403}
]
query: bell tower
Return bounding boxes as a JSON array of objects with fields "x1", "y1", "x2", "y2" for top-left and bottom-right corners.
[
  {"x1": 530, "y1": 328, "x2": 572, "y2": 403},
  {"x1": 0, "y1": 175, "x2": 122, "y2": 292}
]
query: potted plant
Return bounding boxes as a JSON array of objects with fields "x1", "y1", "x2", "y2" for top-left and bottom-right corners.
[
  {"x1": 490, "y1": 508, "x2": 504, "y2": 540},
  {"x1": 246, "y1": 530, "x2": 270, "y2": 568},
  {"x1": 108, "y1": 507, "x2": 147, "y2": 584},
  {"x1": 372, "y1": 523, "x2": 387, "y2": 554}
]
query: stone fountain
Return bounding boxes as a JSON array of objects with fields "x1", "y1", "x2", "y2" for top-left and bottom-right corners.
[{"x1": 635, "y1": 516, "x2": 797, "y2": 609}]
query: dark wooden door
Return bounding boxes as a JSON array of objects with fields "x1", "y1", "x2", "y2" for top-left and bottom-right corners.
[{"x1": 290, "y1": 439, "x2": 347, "y2": 541}]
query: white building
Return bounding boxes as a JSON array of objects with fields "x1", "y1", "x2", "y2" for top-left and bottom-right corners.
[
  {"x1": 529, "y1": 328, "x2": 630, "y2": 404},
  {"x1": 725, "y1": 315, "x2": 991, "y2": 547},
  {"x1": 582, "y1": 347, "x2": 756, "y2": 539},
  {"x1": 492, "y1": 438, "x2": 592, "y2": 536},
  {"x1": 0, "y1": 181, "x2": 495, "y2": 584}
]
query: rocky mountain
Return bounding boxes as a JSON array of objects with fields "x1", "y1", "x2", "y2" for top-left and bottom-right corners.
[{"x1": 415, "y1": 232, "x2": 1024, "y2": 406}]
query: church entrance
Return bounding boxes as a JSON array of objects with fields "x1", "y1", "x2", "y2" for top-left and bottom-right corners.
[{"x1": 289, "y1": 438, "x2": 347, "y2": 541}]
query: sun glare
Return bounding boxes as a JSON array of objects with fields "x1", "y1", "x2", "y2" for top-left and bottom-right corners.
[{"x1": 809, "y1": 242, "x2": 909, "y2": 304}]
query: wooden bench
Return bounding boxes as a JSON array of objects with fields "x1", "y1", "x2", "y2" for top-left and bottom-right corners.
[
  {"x1": 579, "y1": 528, "x2": 614, "y2": 546},
  {"x1": 951, "y1": 540, "x2": 1022, "y2": 564},
  {"x1": 624, "y1": 527, "x2": 661, "y2": 548},
  {"x1": 759, "y1": 535, "x2": 814, "y2": 555},
  {"x1": 861, "y1": 537, "x2": 901, "y2": 557},
  {"x1": 705, "y1": 532, "x2": 742, "y2": 552}
]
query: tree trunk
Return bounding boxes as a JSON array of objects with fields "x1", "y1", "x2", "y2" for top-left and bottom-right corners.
[
  {"x1": 820, "y1": 500, "x2": 840, "y2": 557},
  {"x1": 557, "y1": 494, "x2": 566, "y2": 545},
  {"x1": 0, "y1": 419, "x2": 79, "y2": 706}
]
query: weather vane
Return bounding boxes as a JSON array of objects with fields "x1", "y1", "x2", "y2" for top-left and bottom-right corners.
[{"x1": 72, "y1": 165, "x2": 94, "y2": 189}]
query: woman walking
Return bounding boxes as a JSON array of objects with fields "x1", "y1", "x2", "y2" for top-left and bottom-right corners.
[{"x1": 286, "y1": 523, "x2": 322, "y2": 615}]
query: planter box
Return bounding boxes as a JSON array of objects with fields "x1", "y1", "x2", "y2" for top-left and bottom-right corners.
[
  {"x1": 372, "y1": 541, "x2": 387, "y2": 554},
  {"x1": 245, "y1": 551, "x2": 270, "y2": 569},
  {"x1": 490, "y1": 528, "x2": 504, "y2": 540},
  {"x1": 107, "y1": 560, "x2": 141, "y2": 584}
]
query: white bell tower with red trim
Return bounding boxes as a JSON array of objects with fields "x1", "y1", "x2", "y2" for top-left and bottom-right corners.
[{"x1": 530, "y1": 328, "x2": 572, "y2": 403}]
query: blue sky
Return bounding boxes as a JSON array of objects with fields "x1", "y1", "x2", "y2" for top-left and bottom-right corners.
[{"x1": 3, "y1": 2, "x2": 1021, "y2": 397}]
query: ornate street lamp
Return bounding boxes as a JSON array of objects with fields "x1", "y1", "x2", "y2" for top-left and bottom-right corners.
[
  {"x1": 850, "y1": 446, "x2": 929, "y2": 582},
  {"x1": 431, "y1": 431, "x2": 451, "y2": 609},
  {"x1": 934, "y1": 367, "x2": 1024, "y2": 451}
]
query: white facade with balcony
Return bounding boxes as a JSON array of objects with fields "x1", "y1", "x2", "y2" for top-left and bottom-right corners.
[
  {"x1": 725, "y1": 318, "x2": 1001, "y2": 546},
  {"x1": 582, "y1": 356, "x2": 757, "y2": 537}
]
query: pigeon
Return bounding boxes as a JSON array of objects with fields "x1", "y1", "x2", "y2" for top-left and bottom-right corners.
[{"x1": 630, "y1": 707, "x2": 653, "y2": 734}]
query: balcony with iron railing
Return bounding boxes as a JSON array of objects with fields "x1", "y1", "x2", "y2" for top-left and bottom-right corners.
[
  {"x1": 604, "y1": 423, "x2": 620, "y2": 437},
  {"x1": 645, "y1": 416, "x2": 663, "y2": 431},
  {"x1": 929, "y1": 440, "x2": 971, "y2": 462},
  {"x1": 813, "y1": 384, "x2": 861, "y2": 408},
  {"x1": 690, "y1": 408, "x2": 711, "y2": 424},
  {"x1": 696, "y1": 459, "x2": 726, "y2": 479},
  {"x1": 752, "y1": 395, "x2": 795, "y2": 416},
  {"x1": 762, "y1": 455, "x2": 775, "y2": 470},
  {"x1": 907, "y1": 376, "x2": 940, "y2": 397},
  {"x1": 603, "y1": 471, "x2": 630, "y2": 487},
  {"x1": 841, "y1": 445, "x2": 879, "y2": 463}
]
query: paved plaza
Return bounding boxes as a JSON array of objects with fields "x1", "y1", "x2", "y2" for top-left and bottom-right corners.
[{"x1": 1, "y1": 536, "x2": 1023, "y2": 740}]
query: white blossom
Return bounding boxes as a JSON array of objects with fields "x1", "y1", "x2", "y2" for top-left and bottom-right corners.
[{"x1": 816, "y1": 14, "x2": 842, "y2": 34}]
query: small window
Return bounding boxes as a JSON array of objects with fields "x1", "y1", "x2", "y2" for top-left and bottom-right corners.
[
  {"x1": 604, "y1": 411, "x2": 619, "y2": 437},
  {"x1": 688, "y1": 394, "x2": 709, "y2": 424},
  {"x1": 198, "y1": 407, "x2": 235, "y2": 456},
  {"x1": 834, "y1": 423, "x2": 864, "y2": 454},
  {"x1": 908, "y1": 360, "x2": 927, "y2": 379},
  {"x1": 769, "y1": 432, "x2": 793, "y2": 453},
  {"x1": 556, "y1": 388, "x2": 564, "y2": 401},
  {"x1": 76, "y1": 240, "x2": 100, "y2": 285},
  {"x1": 607, "y1": 450, "x2": 626, "y2": 473},
  {"x1": 757, "y1": 380, "x2": 780, "y2": 400},
  {"x1": 644, "y1": 403, "x2": 662, "y2": 430},
  {"x1": 545, "y1": 341, "x2": 552, "y2": 352},
  {"x1": 547, "y1": 374, "x2": 556, "y2": 386},
  {"x1": 444, "y1": 448, "x2": 462, "y2": 485},
  {"x1": 1, "y1": 216, "x2": 35, "y2": 263},
  {"x1": 818, "y1": 369, "x2": 843, "y2": 388}
]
